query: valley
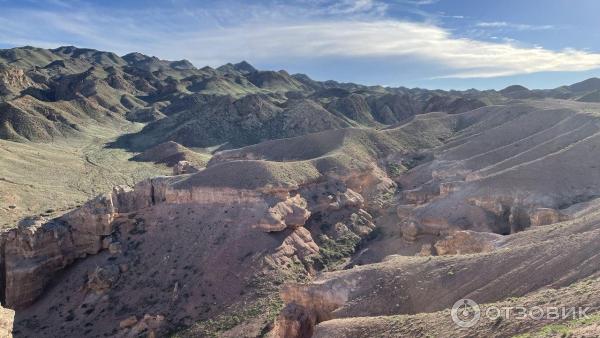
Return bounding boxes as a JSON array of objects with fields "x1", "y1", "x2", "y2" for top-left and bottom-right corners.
[{"x1": 0, "y1": 122, "x2": 170, "y2": 227}]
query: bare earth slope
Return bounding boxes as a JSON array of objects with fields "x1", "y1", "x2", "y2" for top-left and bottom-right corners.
[{"x1": 276, "y1": 100, "x2": 600, "y2": 337}]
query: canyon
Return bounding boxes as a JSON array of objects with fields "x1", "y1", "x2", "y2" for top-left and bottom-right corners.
[{"x1": 2, "y1": 46, "x2": 600, "y2": 337}]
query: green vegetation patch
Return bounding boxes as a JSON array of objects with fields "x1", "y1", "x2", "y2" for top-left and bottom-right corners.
[
  {"x1": 513, "y1": 312, "x2": 600, "y2": 338},
  {"x1": 171, "y1": 295, "x2": 284, "y2": 338},
  {"x1": 309, "y1": 231, "x2": 361, "y2": 270}
]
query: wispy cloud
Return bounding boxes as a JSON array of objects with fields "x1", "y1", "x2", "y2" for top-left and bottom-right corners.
[
  {"x1": 319, "y1": 0, "x2": 388, "y2": 15},
  {"x1": 475, "y1": 21, "x2": 555, "y2": 31}
]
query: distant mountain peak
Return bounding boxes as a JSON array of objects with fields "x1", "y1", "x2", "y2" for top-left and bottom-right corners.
[
  {"x1": 217, "y1": 61, "x2": 257, "y2": 75},
  {"x1": 234, "y1": 60, "x2": 257, "y2": 74},
  {"x1": 52, "y1": 45, "x2": 79, "y2": 53},
  {"x1": 568, "y1": 77, "x2": 600, "y2": 93},
  {"x1": 122, "y1": 52, "x2": 153, "y2": 63},
  {"x1": 171, "y1": 59, "x2": 195, "y2": 70},
  {"x1": 500, "y1": 84, "x2": 529, "y2": 94}
]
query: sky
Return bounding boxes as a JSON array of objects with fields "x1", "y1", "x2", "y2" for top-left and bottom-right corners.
[{"x1": 1, "y1": 0, "x2": 600, "y2": 90}]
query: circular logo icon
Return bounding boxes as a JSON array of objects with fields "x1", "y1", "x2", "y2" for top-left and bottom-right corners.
[{"x1": 451, "y1": 299, "x2": 481, "y2": 328}]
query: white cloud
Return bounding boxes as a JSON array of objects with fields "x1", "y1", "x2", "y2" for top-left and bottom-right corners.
[
  {"x1": 167, "y1": 20, "x2": 600, "y2": 78},
  {"x1": 476, "y1": 21, "x2": 555, "y2": 31}
]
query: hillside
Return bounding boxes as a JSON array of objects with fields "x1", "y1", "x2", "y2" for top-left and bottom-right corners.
[{"x1": 0, "y1": 46, "x2": 501, "y2": 150}]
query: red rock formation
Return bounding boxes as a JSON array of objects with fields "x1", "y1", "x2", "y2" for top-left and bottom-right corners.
[
  {"x1": 272, "y1": 228, "x2": 320, "y2": 266},
  {"x1": 258, "y1": 195, "x2": 311, "y2": 232}
]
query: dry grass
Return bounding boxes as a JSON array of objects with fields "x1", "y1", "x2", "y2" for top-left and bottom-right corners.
[{"x1": 0, "y1": 121, "x2": 170, "y2": 227}]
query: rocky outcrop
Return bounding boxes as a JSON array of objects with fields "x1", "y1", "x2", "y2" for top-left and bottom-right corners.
[
  {"x1": 464, "y1": 196, "x2": 568, "y2": 233},
  {"x1": 272, "y1": 228, "x2": 320, "y2": 266},
  {"x1": 399, "y1": 221, "x2": 420, "y2": 241},
  {"x1": 172, "y1": 160, "x2": 200, "y2": 175},
  {"x1": 0, "y1": 176, "x2": 315, "y2": 309},
  {"x1": 0, "y1": 305, "x2": 13, "y2": 338},
  {"x1": 3, "y1": 217, "x2": 78, "y2": 308},
  {"x1": 272, "y1": 283, "x2": 349, "y2": 338},
  {"x1": 1, "y1": 186, "x2": 141, "y2": 309},
  {"x1": 0, "y1": 180, "x2": 157, "y2": 308},
  {"x1": 402, "y1": 186, "x2": 438, "y2": 205},
  {"x1": 347, "y1": 209, "x2": 375, "y2": 236},
  {"x1": 439, "y1": 181, "x2": 462, "y2": 196},
  {"x1": 529, "y1": 208, "x2": 565, "y2": 227},
  {"x1": 258, "y1": 195, "x2": 311, "y2": 232},
  {"x1": 0, "y1": 66, "x2": 36, "y2": 97},
  {"x1": 433, "y1": 230, "x2": 500, "y2": 255}
]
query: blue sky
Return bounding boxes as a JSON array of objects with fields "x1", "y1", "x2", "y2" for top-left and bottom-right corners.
[{"x1": 1, "y1": 0, "x2": 600, "y2": 90}]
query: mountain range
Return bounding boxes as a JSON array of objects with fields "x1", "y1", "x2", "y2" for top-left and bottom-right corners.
[{"x1": 2, "y1": 45, "x2": 598, "y2": 150}]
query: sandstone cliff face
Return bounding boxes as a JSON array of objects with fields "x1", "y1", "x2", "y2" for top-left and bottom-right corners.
[
  {"x1": 1, "y1": 183, "x2": 142, "y2": 309},
  {"x1": 4, "y1": 161, "x2": 390, "y2": 337},
  {"x1": 0, "y1": 162, "x2": 383, "y2": 315},
  {"x1": 3, "y1": 217, "x2": 76, "y2": 308}
]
